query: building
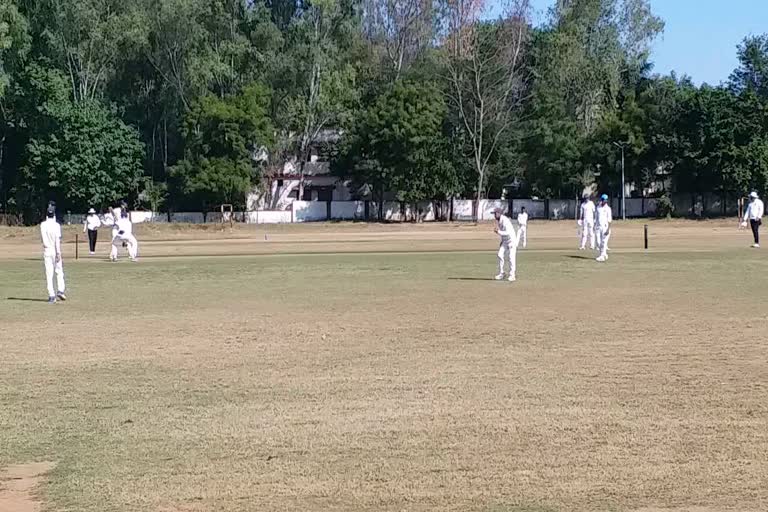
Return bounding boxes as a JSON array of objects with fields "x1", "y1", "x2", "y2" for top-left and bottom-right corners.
[{"x1": 248, "y1": 129, "x2": 352, "y2": 210}]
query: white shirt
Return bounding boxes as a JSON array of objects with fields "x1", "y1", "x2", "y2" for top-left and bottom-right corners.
[
  {"x1": 517, "y1": 212, "x2": 528, "y2": 227},
  {"x1": 744, "y1": 199, "x2": 764, "y2": 221},
  {"x1": 497, "y1": 215, "x2": 516, "y2": 244},
  {"x1": 40, "y1": 218, "x2": 62, "y2": 255},
  {"x1": 580, "y1": 201, "x2": 596, "y2": 224},
  {"x1": 84, "y1": 214, "x2": 102, "y2": 231},
  {"x1": 596, "y1": 204, "x2": 612, "y2": 229},
  {"x1": 115, "y1": 217, "x2": 133, "y2": 238}
]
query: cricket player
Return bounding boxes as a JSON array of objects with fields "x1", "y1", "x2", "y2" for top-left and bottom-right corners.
[
  {"x1": 741, "y1": 191, "x2": 764, "y2": 248},
  {"x1": 493, "y1": 207, "x2": 517, "y2": 282},
  {"x1": 578, "y1": 195, "x2": 596, "y2": 250},
  {"x1": 517, "y1": 207, "x2": 528, "y2": 249},
  {"x1": 83, "y1": 208, "x2": 101, "y2": 255},
  {"x1": 40, "y1": 206, "x2": 67, "y2": 303},
  {"x1": 110, "y1": 210, "x2": 139, "y2": 261},
  {"x1": 595, "y1": 194, "x2": 612, "y2": 262}
]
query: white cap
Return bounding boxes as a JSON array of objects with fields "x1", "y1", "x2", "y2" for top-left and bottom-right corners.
[
  {"x1": 88, "y1": 208, "x2": 96, "y2": 214},
  {"x1": 750, "y1": 191, "x2": 759, "y2": 199}
]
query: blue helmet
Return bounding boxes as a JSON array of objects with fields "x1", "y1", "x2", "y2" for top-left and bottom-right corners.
[{"x1": 600, "y1": 194, "x2": 608, "y2": 201}]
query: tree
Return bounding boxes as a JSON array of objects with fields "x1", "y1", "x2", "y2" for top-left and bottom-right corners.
[
  {"x1": 362, "y1": 0, "x2": 436, "y2": 81},
  {"x1": 442, "y1": 0, "x2": 532, "y2": 220},
  {"x1": 729, "y1": 34, "x2": 768, "y2": 99},
  {"x1": 280, "y1": 0, "x2": 360, "y2": 198},
  {"x1": 27, "y1": 0, "x2": 146, "y2": 103},
  {"x1": 367, "y1": 81, "x2": 457, "y2": 207},
  {"x1": 170, "y1": 82, "x2": 274, "y2": 209},
  {"x1": 22, "y1": 96, "x2": 144, "y2": 213}
]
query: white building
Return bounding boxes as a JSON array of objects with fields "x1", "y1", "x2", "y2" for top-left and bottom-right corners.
[{"x1": 248, "y1": 129, "x2": 352, "y2": 210}]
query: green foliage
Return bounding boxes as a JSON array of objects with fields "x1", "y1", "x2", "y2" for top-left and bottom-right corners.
[
  {"x1": 22, "y1": 97, "x2": 144, "y2": 212},
  {"x1": 337, "y1": 81, "x2": 458, "y2": 207},
  {"x1": 1, "y1": 0, "x2": 768, "y2": 219},
  {"x1": 170, "y1": 83, "x2": 274, "y2": 208},
  {"x1": 655, "y1": 192, "x2": 674, "y2": 218}
]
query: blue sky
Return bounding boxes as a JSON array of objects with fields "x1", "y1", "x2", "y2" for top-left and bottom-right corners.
[{"x1": 526, "y1": 0, "x2": 767, "y2": 85}]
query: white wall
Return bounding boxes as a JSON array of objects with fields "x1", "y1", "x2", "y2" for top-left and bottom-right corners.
[
  {"x1": 170, "y1": 212, "x2": 205, "y2": 223},
  {"x1": 512, "y1": 199, "x2": 546, "y2": 219},
  {"x1": 331, "y1": 201, "x2": 365, "y2": 220},
  {"x1": 547, "y1": 199, "x2": 576, "y2": 220},
  {"x1": 477, "y1": 199, "x2": 505, "y2": 221},
  {"x1": 245, "y1": 210, "x2": 292, "y2": 224},
  {"x1": 452, "y1": 199, "x2": 474, "y2": 221},
  {"x1": 292, "y1": 201, "x2": 328, "y2": 222}
]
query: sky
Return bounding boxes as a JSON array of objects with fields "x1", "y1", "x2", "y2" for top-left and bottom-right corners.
[{"x1": 526, "y1": 0, "x2": 768, "y2": 86}]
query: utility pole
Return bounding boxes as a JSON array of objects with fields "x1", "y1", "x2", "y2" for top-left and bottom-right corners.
[{"x1": 613, "y1": 141, "x2": 627, "y2": 220}]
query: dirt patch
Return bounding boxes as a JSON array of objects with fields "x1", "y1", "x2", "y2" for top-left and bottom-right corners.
[{"x1": 0, "y1": 462, "x2": 55, "y2": 512}]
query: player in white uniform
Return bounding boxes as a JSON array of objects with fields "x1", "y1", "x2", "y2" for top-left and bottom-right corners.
[
  {"x1": 110, "y1": 211, "x2": 139, "y2": 261},
  {"x1": 578, "y1": 196, "x2": 596, "y2": 250},
  {"x1": 493, "y1": 207, "x2": 517, "y2": 282},
  {"x1": 595, "y1": 194, "x2": 612, "y2": 262},
  {"x1": 741, "y1": 191, "x2": 764, "y2": 248},
  {"x1": 516, "y1": 207, "x2": 528, "y2": 249},
  {"x1": 40, "y1": 207, "x2": 67, "y2": 303}
]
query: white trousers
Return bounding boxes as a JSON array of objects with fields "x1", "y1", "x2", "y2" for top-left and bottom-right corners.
[
  {"x1": 43, "y1": 251, "x2": 65, "y2": 297},
  {"x1": 111, "y1": 235, "x2": 138, "y2": 260},
  {"x1": 497, "y1": 240, "x2": 517, "y2": 277},
  {"x1": 518, "y1": 226, "x2": 527, "y2": 248},
  {"x1": 596, "y1": 227, "x2": 611, "y2": 258},
  {"x1": 580, "y1": 222, "x2": 595, "y2": 249}
]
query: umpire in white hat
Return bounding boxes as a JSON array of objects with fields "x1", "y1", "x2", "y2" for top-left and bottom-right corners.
[{"x1": 741, "y1": 191, "x2": 764, "y2": 248}]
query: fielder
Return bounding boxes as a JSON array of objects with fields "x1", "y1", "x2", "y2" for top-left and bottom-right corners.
[
  {"x1": 578, "y1": 195, "x2": 596, "y2": 250},
  {"x1": 493, "y1": 207, "x2": 517, "y2": 282},
  {"x1": 110, "y1": 210, "x2": 139, "y2": 261},
  {"x1": 40, "y1": 206, "x2": 67, "y2": 303},
  {"x1": 740, "y1": 191, "x2": 764, "y2": 248},
  {"x1": 595, "y1": 194, "x2": 612, "y2": 262},
  {"x1": 517, "y1": 206, "x2": 528, "y2": 249}
]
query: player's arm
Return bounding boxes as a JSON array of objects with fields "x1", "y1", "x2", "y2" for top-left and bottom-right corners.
[{"x1": 55, "y1": 226, "x2": 62, "y2": 261}]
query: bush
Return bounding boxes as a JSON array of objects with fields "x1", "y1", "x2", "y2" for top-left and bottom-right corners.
[{"x1": 656, "y1": 193, "x2": 675, "y2": 218}]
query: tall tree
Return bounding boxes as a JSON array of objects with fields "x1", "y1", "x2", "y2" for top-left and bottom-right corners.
[
  {"x1": 281, "y1": 0, "x2": 360, "y2": 198},
  {"x1": 442, "y1": 0, "x2": 531, "y2": 219},
  {"x1": 362, "y1": 0, "x2": 435, "y2": 81},
  {"x1": 729, "y1": 34, "x2": 768, "y2": 99}
]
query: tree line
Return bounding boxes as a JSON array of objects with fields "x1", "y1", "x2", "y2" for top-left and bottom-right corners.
[{"x1": 0, "y1": 0, "x2": 766, "y2": 221}]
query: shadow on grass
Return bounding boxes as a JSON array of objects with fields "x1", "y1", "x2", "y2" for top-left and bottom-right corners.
[
  {"x1": 564, "y1": 254, "x2": 595, "y2": 260},
  {"x1": 7, "y1": 297, "x2": 49, "y2": 302},
  {"x1": 448, "y1": 277, "x2": 499, "y2": 281}
]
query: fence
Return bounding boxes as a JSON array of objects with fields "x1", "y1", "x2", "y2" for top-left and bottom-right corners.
[{"x1": 14, "y1": 194, "x2": 744, "y2": 227}]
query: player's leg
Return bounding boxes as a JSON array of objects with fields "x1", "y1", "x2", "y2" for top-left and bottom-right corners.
[
  {"x1": 495, "y1": 244, "x2": 505, "y2": 279},
  {"x1": 595, "y1": 229, "x2": 605, "y2": 261},
  {"x1": 54, "y1": 257, "x2": 66, "y2": 300},
  {"x1": 521, "y1": 226, "x2": 527, "y2": 248},
  {"x1": 507, "y1": 242, "x2": 516, "y2": 281},
  {"x1": 750, "y1": 219, "x2": 760, "y2": 247},
  {"x1": 127, "y1": 235, "x2": 139, "y2": 260},
  {"x1": 579, "y1": 223, "x2": 587, "y2": 249},
  {"x1": 588, "y1": 224, "x2": 596, "y2": 250},
  {"x1": 44, "y1": 254, "x2": 56, "y2": 300},
  {"x1": 110, "y1": 238, "x2": 119, "y2": 261}
]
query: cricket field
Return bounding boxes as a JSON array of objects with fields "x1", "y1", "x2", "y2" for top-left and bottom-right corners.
[{"x1": 1, "y1": 220, "x2": 766, "y2": 512}]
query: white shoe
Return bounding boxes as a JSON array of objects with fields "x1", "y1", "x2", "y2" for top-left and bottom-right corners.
[
  {"x1": 89, "y1": 251, "x2": 95, "y2": 255},
  {"x1": 752, "y1": 244, "x2": 760, "y2": 248},
  {"x1": 494, "y1": 274, "x2": 504, "y2": 281},
  {"x1": 508, "y1": 275, "x2": 516, "y2": 282},
  {"x1": 596, "y1": 256, "x2": 606, "y2": 262}
]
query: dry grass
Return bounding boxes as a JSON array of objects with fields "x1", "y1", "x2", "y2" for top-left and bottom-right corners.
[{"x1": 1, "y1": 220, "x2": 766, "y2": 512}]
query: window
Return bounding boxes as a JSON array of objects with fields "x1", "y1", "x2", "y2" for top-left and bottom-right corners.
[{"x1": 277, "y1": 179, "x2": 284, "y2": 187}]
